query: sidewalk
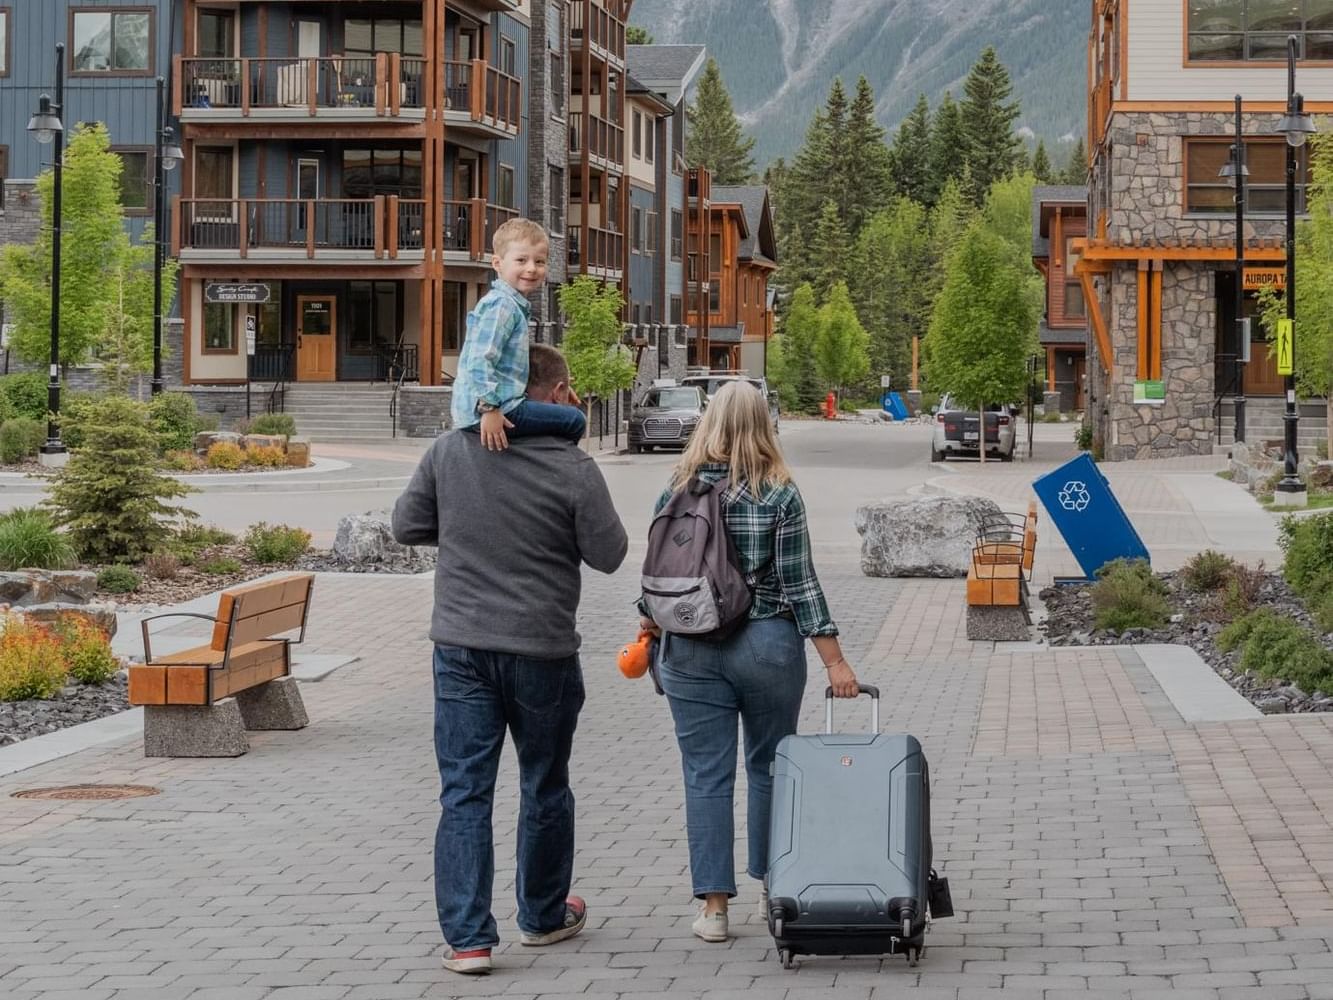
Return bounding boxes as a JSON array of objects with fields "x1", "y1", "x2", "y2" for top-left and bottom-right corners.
[{"x1": 5, "y1": 539, "x2": 1333, "y2": 997}]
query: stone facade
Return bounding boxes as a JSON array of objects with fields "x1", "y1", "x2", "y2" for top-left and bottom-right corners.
[
  {"x1": 396, "y1": 385, "x2": 453, "y2": 439},
  {"x1": 527, "y1": 1, "x2": 568, "y2": 325}
]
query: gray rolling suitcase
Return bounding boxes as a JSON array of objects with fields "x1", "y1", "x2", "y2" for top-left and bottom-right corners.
[{"x1": 766, "y1": 685, "x2": 952, "y2": 969}]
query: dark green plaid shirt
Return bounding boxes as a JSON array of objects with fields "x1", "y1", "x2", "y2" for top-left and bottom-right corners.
[{"x1": 647, "y1": 463, "x2": 838, "y2": 637}]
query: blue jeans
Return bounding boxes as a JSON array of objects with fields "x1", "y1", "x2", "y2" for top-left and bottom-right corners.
[
  {"x1": 463, "y1": 399, "x2": 585, "y2": 443},
  {"x1": 432, "y1": 644, "x2": 585, "y2": 950},
  {"x1": 657, "y1": 617, "x2": 807, "y2": 898}
]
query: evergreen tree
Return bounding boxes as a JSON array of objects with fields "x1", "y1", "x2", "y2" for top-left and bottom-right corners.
[
  {"x1": 810, "y1": 201, "x2": 849, "y2": 301},
  {"x1": 849, "y1": 198, "x2": 933, "y2": 384},
  {"x1": 774, "y1": 284, "x2": 822, "y2": 412},
  {"x1": 927, "y1": 91, "x2": 967, "y2": 206},
  {"x1": 1014, "y1": 144, "x2": 1032, "y2": 176},
  {"x1": 785, "y1": 80, "x2": 848, "y2": 240},
  {"x1": 839, "y1": 76, "x2": 893, "y2": 237},
  {"x1": 1061, "y1": 137, "x2": 1088, "y2": 185},
  {"x1": 1032, "y1": 139, "x2": 1054, "y2": 184},
  {"x1": 960, "y1": 47, "x2": 1021, "y2": 203},
  {"x1": 776, "y1": 220, "x2": 813, "y2": 305},
  {"x1": 686, "y1": 58, "x2": 756, "y2": 185},
  {"x1": 890, "y1": 94, "x2": 933, "y2": 205},
  {"x1": 814, "y1": 282, "x2": 871, "y2": 400},
  {"x1": 626, "y1": 25, "x2": 654, "y2": 44}
]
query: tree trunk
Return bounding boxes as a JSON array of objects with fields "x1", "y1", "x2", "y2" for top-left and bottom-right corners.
[{"x1": 1326, "y1": 398, "x2": 1332, "y2": 461}]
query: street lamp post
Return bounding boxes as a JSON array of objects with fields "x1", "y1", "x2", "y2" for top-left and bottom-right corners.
[
  {"x1": 152, "y1": 76, "x2": 183, "y2": 395},
  {"x1": 26, "y1": 44, "x2": 67, "y2": 463},
  {"x1": 1274, "y1": 33, "x2": 1316, "y2": 503},
  {"x1": 1219, "y1": 95, "x2": 1248, "y2": 444}
]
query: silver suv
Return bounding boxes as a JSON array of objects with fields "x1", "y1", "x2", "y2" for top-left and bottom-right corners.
[
  {"x1": 628, "y1": 384, "x2": 708, "y2": 453},
  {"x1": 679, "y1": 371, "x2": 780, "y2": 433}
]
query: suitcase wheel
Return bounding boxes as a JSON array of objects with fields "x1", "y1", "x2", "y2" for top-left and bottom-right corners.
[
  {"x1": 906, "y1": 944, "x2": 924, "y2": 967},
  {"x1": 779, "y1": 947, "x2": 795, "y2": 970}
]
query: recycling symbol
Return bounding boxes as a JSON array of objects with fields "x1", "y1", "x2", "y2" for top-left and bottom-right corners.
[{"x1": 1058, "y1": 480, "x2": 1092, "y2": 512}]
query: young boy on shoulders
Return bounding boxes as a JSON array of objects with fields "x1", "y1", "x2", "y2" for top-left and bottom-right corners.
[{"x1": 450, "y1": 218, "x2": 586, "y2": 450}]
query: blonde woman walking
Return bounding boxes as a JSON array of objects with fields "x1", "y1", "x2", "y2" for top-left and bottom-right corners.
[{"x1": 637, "y1": 381, "x2": 860, "y2": 943}]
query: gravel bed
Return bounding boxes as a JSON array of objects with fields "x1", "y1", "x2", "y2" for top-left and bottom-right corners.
[
  {"x1": 0, "y1": 672, "x2": 131, "y2": 747},
  {"x1": 1039, "y1": 571, "x2": 1333, "y2": 714}
]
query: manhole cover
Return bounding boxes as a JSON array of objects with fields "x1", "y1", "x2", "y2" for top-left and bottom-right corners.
[{"x1": 12, "y1": 784, "x2": 161, "y2": 801}]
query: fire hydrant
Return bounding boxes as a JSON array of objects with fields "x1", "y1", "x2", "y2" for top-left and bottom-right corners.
[{"x1": 824, "y1": 392, "x2": 837, "y2": 420}]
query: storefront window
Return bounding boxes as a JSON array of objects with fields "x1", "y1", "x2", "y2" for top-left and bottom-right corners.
[
  {"x1": 203, "y1": 301, "x2": 235, "y2": 351},
  {"x1": 1186, "y1": 138, "x2": 1310, "y2": 214},
  {"x1": 347, "y1": 281, "x2": 398, "y2": 353}
]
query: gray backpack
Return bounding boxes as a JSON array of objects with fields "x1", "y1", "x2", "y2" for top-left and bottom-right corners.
[{"x1": 641, "y1": 476, "x2": 752, "y2": 639}]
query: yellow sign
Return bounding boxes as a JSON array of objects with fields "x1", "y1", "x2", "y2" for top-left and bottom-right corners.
[
  {"x1": 1276, "y1": 318, "x2": 1294, "y2": 375},
  {"x1": 1244, "y1": 268, "x2": 1287, "y2": 290}
]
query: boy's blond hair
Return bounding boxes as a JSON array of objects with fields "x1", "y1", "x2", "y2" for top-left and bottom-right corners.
[{"x1": 492, "y1": 218, "x2": 549, "y2": 257}]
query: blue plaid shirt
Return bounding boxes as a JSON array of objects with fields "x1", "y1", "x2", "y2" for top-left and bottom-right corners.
[{"x1": 450, "y1": 279, "x2": 532, "y2": 429}]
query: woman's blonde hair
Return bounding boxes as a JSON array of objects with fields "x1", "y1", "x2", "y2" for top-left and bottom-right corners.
[{"x1": 671, "y1": 381, "x2": 792, "y2": 495}]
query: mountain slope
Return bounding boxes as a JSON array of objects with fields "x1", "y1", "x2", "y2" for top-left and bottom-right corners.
[{"x1": 631, "y1": 0, "x2": 1088, "y2": 167}]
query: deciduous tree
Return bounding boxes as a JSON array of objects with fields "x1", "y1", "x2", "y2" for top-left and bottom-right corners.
[
  {"x1": 558, "y1": 277, "x2": 636, "y2": 442},
  {"x1": 772, "y1": 284, "x2": 822, "y2": 413},
  {"x1": 849, "y1": 197, "x2": 932, "y2": 385},
  {"x1": 814, "y1": 281, "x2": 871, "y2": 400}
]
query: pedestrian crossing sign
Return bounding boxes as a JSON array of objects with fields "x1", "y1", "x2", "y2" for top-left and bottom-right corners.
[{"x1": 1276, "y1": 318, "x2": 1294, "y2": 376}]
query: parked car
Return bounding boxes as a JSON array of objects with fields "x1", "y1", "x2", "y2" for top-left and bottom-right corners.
[
  {"x1": 679, "y1": 370, "x2": 781, "y2": 433},
  {"x1": 628, "y1": 384, "x2": 709, "y2": 453},
  {"x1": 930, "y1": 394, "x2": 1018, "y2": 462}
]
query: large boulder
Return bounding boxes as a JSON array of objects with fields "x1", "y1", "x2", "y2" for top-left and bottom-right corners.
[
  {"x1": 0, "y1": 570, "x2": 98, "y2": 607},
  {"x1": 855, "y1": 495, "x2": 1005, "y2": 578},
  {"x1": 17, "y1": 602, "x2": 118, "y2": 637},
  {"x1": 331, "y1": 511, "x2": 436, "y2": 573}
]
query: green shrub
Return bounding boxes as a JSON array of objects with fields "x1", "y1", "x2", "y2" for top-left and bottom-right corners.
[
  {"x1": 244, "y1": 522, "x2": 311, "y2": 564},
  {"x1": 175, "y1": 523, "x2": 236, "y2": 548},
  {"x1": 0, "y1": 417, "x2": 47, "y2": 464},
  {"x1": 162, "y1": 449, "x2": 203, "y2": 472},
  {"x1": 55, "y1": 618, "x2": 119, "y2": 685},
  {"x1": 1313, "y1": 586, "x2": 1333, "y2": 636},
  {"x1": 248, "y1": 412, "x2": 297, "y2": 437},
  {"x1": 1092, "y1": 558, "x2": 1171, "y2": 632},
  {"x1": 54, "y1": 392, "x2": 111, "y2": 451},
  {"x1": 1220, "y1": 562, "x2": 1266, "y2": 620},
  {"x1": 1075, "y1": 423, "x2": 1094, "y2": 451},
  {"x1": 1181, "y1": 550, "x2": 1238, "y2": 593},
  {"x1": 0, "y1": 508, "x2": 77, "y2": 571},
  {"x1": 0, "y1": 373, "x2": 51, "y2": 422},
  {"x1": 1217, "y1": 608, "x2": 1333, "y2": 692},
  {"x1": 1279, "y1": 511, "x2": 1333, "y2": 597},
  {"x1": 1041, "y1": 410, "x2": 1063, "y2": 423},
  {"x1": 44, "y1": 397, "x2": 195, "y2": 564},
  {"x1": 206, "y1": 441, "x2": 245, "y2": 470},
  {"x1": 96, "y1": 565, "x2": 141, "y2": 593},
  {"x1": 0, "y1": 616, "x2": 68, "y2": 701},
  {"x1": 148, "y1": 392, "x2": 203, "y2": 453},
  {"x1": 200, "y1": 556, "x2": 242, "y2": 575}
]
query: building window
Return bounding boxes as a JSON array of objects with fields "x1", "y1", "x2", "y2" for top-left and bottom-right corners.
[
  {"x1": 548, "y1": 167, "x2": 565, "y2": 233},
  {"x1": 709, "y1": 232, "x2": 722, "y2": 274},
  {"x1": 203, "y1": 301, "x2": 235, "y2": 352},
  {"x1": 670, "y1": 295, "x2": 683, "y2": 324},
  {"x1": 345, "y1": 17, "x2": 424, "y2": 57},
  {"x1": 500, "y1": 37, "x2": 517, "y2": 76},
  {"x1": 1186, "y1": 138, "x2": 1310, "y2": 214},
  {"x1": 348, "y1": 281, "x2": 398, "y2": 354},
  {"x1": 71, "y1": 8, "x2": 153, "y2": 74},
  {"x1": 113, "y1": 149, "x2": 150, "y2": 213},
  {"x1": 633, "y1": 109, "x2": 643, "y2": 158},
  {"x1": 569, "y1": 172, "x2": 582, "y2": 202},
  {"x1": 1187, "y1": 0, "x2": 1333, "y2": 61},
  {"x1": 631, "y1": 206, "x2": 643, "y2": 253},
  {"x1": 343, "y1": 149, "x2": 423, "y2": 198},
  {"x1": 709, "y1": 283, "x2": 720, "y2": 313},
  {"x1": 645, "y1": 119, "x2": 655, "y2": 164},
  {"x1": 0, "y1": 9, "x2": 10, "y2": 77},
  {"x1": 550, "y1": 53, "x2": 565, "y2": 117},
  {"x1": 498, "y1": 165, "x2": 515, "y2": 209},
  {"x1": 670, "y1": 210, "x2": 683, "y2": 259},
  {"x1": 646, "y1": 211, "x2": 658, "y2": 254},
  {"x1": 197, "y1": 8, "x2": 235, "y2": 58}
]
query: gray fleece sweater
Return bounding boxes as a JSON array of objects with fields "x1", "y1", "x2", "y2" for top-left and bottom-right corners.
[{"x1": 391, "y1": 431, "x2": 628, "y2": 658}]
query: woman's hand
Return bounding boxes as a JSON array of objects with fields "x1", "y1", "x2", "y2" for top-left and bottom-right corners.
[{"x1": 826, "y1": 659, "x2": 859, "y2": 698}]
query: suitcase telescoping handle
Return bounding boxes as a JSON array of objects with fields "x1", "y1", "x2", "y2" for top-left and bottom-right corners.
[{"x1": 824, "y1": 684, "x2": 880, "y2": 734}]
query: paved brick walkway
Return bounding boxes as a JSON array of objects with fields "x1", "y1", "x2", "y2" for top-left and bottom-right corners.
[{"x1": 4, "y1": 555, "x2": 1333, "y2": 997}]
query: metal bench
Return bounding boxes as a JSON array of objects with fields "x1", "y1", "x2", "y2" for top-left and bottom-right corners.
[{"x1": 965, "y1": 502, "x2": 1038, "y2": 640}]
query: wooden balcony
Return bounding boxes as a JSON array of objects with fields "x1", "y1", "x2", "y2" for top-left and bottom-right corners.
[
  {"x1": 173, "y1": 197, "x2": 425, "y2": 264},
  {"x1": 568, "y1": 111, "x2": 625, "y2": 172},
  {"x1": 440, "y1": 199, "x2": 520, "y2": 262},
  {"x1": 442, "y1": 60, "x2": 522, "y2": 139},
  {"x1": 1090, "y1": 76, "x2": 1112, "y2": 148},
  {"x1": 175, "y1": 55, "x2": 427, "y2": 123},
  {"x1": 569, "y1": 0, "x2": 626, "y2": 66},
  {"x1": 568, "y1": 225, "x2": 624, "y2": 278}
]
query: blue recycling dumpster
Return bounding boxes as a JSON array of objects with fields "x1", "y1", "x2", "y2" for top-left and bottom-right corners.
[
  {"x1": 1032, "y1": 453, "x2": 1150, "y2": 581},
  {"x1": 881, "y1": 391, "x2": 909, "y2": 421}
]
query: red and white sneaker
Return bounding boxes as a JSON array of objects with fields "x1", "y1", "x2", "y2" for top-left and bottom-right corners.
[
  {"x1": 441, "y1": 946, "x2": 492, "y2": 975},
  {"x1": 520, "y1": 895, "x2": 588, "y2": 946}
]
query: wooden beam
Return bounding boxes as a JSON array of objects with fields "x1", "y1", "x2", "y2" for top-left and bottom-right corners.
[
  {"x1": 1082, "y1": 243, "x2": 1286, "y2": 262},
  {"x1": 1150, "y1": 262, "x2": 1163, "y2": 381},
  {"x1": 1079, "y1": 267, "x2": 1114, "y2": 375},
  {"x1": 1136, "y1": 262, "x2": 1149, "y2": 380}
]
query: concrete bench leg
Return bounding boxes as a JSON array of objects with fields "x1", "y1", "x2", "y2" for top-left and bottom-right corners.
[
  {"x1": 236, "y1": 676, "x2": 309, "y2": 731},
  {"x1": 144, "y1": 698, "x2": 248, "y2": 757},
  {"x1": 966, "y1": 604, "x2": 1031, "y2": 642}
]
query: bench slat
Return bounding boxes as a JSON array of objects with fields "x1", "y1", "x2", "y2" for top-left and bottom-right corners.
[
  {"x1": 212, "y1": 574, "x2": 313, "y2": 651},
  {"x1": 130, "y1": 639, "x2": 291, "y2": 705}
]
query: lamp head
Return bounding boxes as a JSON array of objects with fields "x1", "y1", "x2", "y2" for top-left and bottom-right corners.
[
  {"x1": 160, "y1": 127, "x2": 184, "y2": 171},
  {"x1": 1218, "y1": 145, "x2": 1249, "y2": 178},
  {"x1": 1278, "y1": 95, "x2": 1317, "y2": 148},
  {"x1": 27, "y1": 94, "x2": 63, "y2": 145}
]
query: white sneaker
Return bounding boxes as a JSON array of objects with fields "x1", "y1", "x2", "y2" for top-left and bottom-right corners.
[
  {"x1": 760, "y1": 885, "x2": 769, "y2": 924},
  {"x1": 692, "y1": 907, "x2": 728, "y2": 943}
]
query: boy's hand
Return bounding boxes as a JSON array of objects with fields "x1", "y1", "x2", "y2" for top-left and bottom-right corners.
[{"x1": 480, "y1": 408, "x2": 513, "y2": 451}]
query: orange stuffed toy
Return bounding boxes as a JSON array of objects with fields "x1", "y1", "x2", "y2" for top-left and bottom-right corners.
[{"x1": 617, "y1": 629, "x2": 655, "y2": 679}]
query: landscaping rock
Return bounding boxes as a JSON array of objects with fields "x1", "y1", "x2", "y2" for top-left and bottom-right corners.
[
  {"x1": 323, "y1": 511, "x2": 436, "y2": 573},
  {"x1": 0, "y1": 672, "x2": 130, "y2": 746},
  {"x1": 19, "y1": 603, "x2": 119, "y2": 637},
  {"x1": 855, "y1": 495, "x2": 1004, "y2": 578},
  {"x1": 1257, "y1": 697, "x2": 1290, "y2": 714},
  {"x1": 285, "y1": 437, "x2": 311, "y2": 468},
  {"x1": 0, "y1": 570, "x2": 98, "y2": 608},
  {"x1": 194, "y1": 430, "x2": 243, "y2": 453},
  {"x1": 242, "y1": 433, "x2": 287, "y2": 451}
]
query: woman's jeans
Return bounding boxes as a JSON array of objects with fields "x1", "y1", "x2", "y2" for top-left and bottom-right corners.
[
  {"x1": 432, "y1": 644, "x2": 585, "y2": 951},
  {"x1": 658, "y1": 616, "x2": 807, "y2": 898}
]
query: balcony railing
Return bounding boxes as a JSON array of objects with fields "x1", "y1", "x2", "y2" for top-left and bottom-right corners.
[
  {"x1": 570, "y1": 0, "x2": 626, "y2": 62},
  {"x1": 567, "y1": 225, "x2": 624, "y2": 273},
  {"x1": 174, "y1": 198, "x2": 404, "y2": 259},
  {"x1": 568, "y1": 111, "x2": 625, "y2": 164},
  {"x1": 394, "y1": 199, "x2": 426, "y2": 253},
  {"x1": 442, "y1": 59, "x2": 521, "y2": 134},
  {"x1": 441, "y1": 198, "x2": 521, "y2": 259},
  {"x1": 249, "y1": 346, "x2": 295, "y2": 382},
  {"x1": 175, "y1": 54, "x2": 425, "y2": 118}
]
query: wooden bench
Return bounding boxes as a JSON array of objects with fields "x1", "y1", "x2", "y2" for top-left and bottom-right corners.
[
  {"x1": 966, "y1": 503, "x2": 1038, "y2": 640},
  {"x1": 129, "y1": 573, "x2": 315, "y2": 757}
]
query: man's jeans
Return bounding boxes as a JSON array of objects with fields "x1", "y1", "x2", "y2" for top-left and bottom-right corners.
[
  {"x1": 657, "y1": 617, "x2": 807, "y2": 898},
  {"x1": 432, "y1": 644, "x2": 585, "y2": 950}
]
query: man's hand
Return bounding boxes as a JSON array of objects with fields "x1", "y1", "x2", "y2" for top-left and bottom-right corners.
[
  {"x1": 480, "y1": 408, "x2": 513, "y2": 451},
  {"x1": 638, "y1": 615, "x2": 661, "y2": 638}
]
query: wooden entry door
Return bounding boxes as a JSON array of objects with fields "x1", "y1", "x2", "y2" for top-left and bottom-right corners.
[
  {"x1": 296, "y1": 296, "x2": 336, "y2": 381},
  {"x1": 1244, "y1": 335, "x2": 1286, "y2": 396}
]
